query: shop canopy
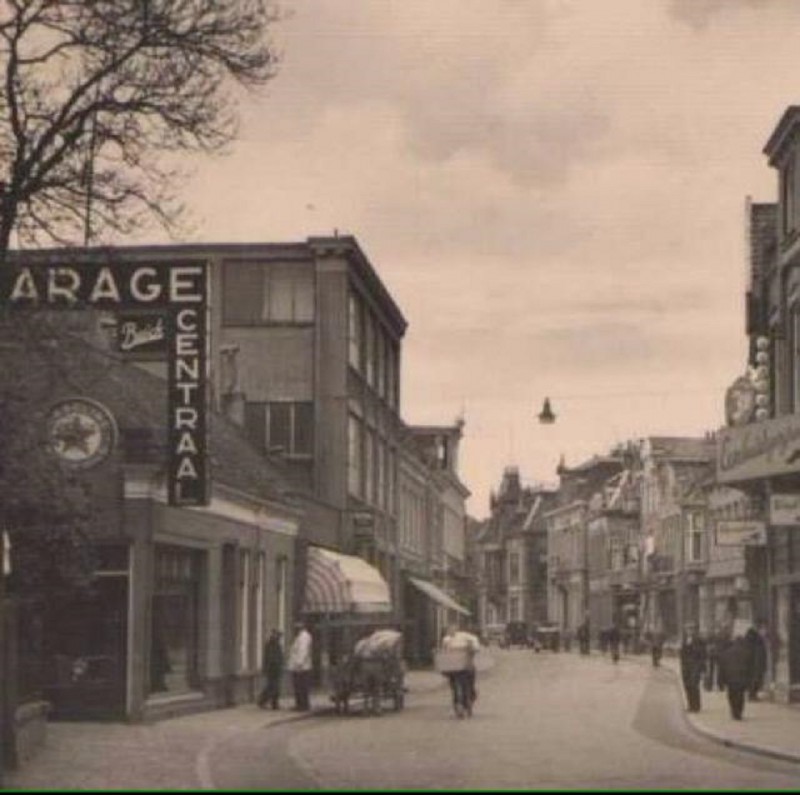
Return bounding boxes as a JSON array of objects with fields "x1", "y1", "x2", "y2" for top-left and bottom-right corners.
[
  {"x1": 408, "y1": 576, "x2": 471, "y2": 616},
  {"x1": 304, "y1": 546, "x2": 392, "y2": 614}
]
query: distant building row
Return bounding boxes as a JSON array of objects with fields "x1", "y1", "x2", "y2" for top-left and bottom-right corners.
[{"x1": 473, "y1": 105, "x2": 800, "y2": 704}]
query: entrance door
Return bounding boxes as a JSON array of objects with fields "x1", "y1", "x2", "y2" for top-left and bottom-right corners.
[
  {"x1": 790, "y1": 584, "x2": 800, "y2": 685},
  {"x1": 45, "y1": 575, "x2": 129, "y2": 720}
]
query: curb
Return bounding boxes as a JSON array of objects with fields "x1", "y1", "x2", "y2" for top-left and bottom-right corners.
[{"x1": 630, "y1": 653, "x2": 800, "y2": 766}]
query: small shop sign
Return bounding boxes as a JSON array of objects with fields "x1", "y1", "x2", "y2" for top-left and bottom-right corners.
[
  {"x1": 769, "y1": 493, "x2": 800, "y2": 526},
  {"x1": 715, "y1": 520, "x2": 767, "y2": 546}
]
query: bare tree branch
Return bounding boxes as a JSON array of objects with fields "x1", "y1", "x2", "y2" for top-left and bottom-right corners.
[{"x1": 0, "y1": 0, "x2": 282, "y2": 256}]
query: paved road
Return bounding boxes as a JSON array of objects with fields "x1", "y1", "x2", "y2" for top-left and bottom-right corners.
[{"x1": 207, "y1": 650, "x2": 800, "y2": 790}]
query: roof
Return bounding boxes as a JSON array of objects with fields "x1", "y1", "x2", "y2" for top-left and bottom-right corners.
[
  {"x1": 763, "y1": 106, "x2": 800, "y2": 166},
  {"x1": 0, "y1": 321, "x2": 298, "y2": 506}
]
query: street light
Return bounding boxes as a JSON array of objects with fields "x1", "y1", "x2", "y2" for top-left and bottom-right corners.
[{"x1": 538, "y1": 397, "x2": 556, "y2": 424}]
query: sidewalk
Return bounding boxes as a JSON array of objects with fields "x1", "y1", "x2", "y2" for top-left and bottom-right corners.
[
  {"x1": 654, "y1": 655, "x2": 800, "y2": 764},
  {"x1": 5, "y1": 658, "x2": 493, "y2": 791}
]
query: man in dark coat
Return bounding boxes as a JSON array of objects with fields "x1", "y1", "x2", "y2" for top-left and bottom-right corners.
[
  {"x1": 679, "y1": 625, "x2": 707, "y2": 712},
  {"x1": 607, "y1": 623, "x2": 621, "y2": 663},
  {"x1": 746, "y1": 622, "x2": 768, "y2": 701},
  {"x1": 719, "y1": 633, "x2": 755, "y2": 720},
  {"x1": 258, "y1": 629, "x2": 284, "y2": 710}
]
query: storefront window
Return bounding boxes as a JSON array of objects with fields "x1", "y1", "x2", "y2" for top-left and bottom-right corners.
[{"x1": 149, "y1": 545, "x2": 204, "y2": 696}]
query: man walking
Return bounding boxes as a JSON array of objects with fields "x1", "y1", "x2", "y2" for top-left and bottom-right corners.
[
  {"x1": 720, "y1": 630, "x2": 756, "y2": 720},
  {"x1": 680, "y1": 624, "x2": 707, "y2": 713},
  {"x1": 287, "y1": 622, "x2": 313, "y2": 711}
]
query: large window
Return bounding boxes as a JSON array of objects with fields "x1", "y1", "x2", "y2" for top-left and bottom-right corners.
[
  {"x1": 244, "y1": 401, "x2": 313, "y2": 457},
  {"x1": 348, "y1": 415, "x2": 363, "y2": 497},
  {"x1": 223, "y1": 262, "x2": 314, "y2": 325},
  {"x1": 150, "y1": 545, "x2": 203, "y2": 696}
]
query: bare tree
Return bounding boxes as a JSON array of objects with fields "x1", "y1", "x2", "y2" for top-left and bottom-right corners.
[{"x1": 0, "y1": 0, "x2": 281, "y2": 255}]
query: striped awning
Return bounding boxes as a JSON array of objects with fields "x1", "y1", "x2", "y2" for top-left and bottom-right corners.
[
  {"x1": 304, "y1": 546, "x2": 392, "y2": 614},
  {"x1": 409, "y1": 576, "x2": 471, "y2": 616}
]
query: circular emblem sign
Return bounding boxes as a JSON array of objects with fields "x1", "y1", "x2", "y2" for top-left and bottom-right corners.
[{"x1": 46, "y1": 398, "x2": 116, "y2": 469}]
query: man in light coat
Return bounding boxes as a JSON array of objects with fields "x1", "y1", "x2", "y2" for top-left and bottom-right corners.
[{"x1": 287, "y1": 622, "x2": 313, "y2": 711}]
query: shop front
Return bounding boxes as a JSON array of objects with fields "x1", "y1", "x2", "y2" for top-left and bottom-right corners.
[
  {"x1": 301, "y1": 545, "x2": 393, "y2": 683},
  {"x1": 717, "y1": 414, "x2": 800, "y2": 702}
]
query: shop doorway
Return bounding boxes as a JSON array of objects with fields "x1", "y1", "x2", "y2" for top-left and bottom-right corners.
[
  {"x1": 44, "y1": 574, "x2": 128, "y2": 720},
  {"x1": 790, "y1": 584, "x2": 800, "y2": 685}
]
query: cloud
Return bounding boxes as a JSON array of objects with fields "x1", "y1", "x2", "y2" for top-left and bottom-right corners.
[{"x1": 667, "y1": 0, "x2": 780, "y2": 29}]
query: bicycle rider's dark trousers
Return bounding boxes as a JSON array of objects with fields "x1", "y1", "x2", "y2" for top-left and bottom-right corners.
[{"x1": 446, "y1": 671, "x2": 472, "y2": 708}]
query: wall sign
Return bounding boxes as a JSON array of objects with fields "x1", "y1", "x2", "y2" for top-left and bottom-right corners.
[
  {"x1": 769, "y1": 493, "x2": 800, "y2": 526},
  {"x1": 715, "y1": 520, "x2": 767, "y2": 547},
  {"x1": 46, "y1": 397, "x2": 116, "y2": 469},
  {"x1": 716, "y1": 413, "x2": 800, "y2": 484},
  {"x1": 1, "y1": 260, "x2": 209, "y2": 507}
]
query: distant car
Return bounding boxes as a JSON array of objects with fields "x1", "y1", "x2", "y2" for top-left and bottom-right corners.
[
  {"x1": 532, "y1": 625, "x2": 561, "y2": 652},
  {"x1": 505, "y1": 622, "x2": 530, "y2": 649}
]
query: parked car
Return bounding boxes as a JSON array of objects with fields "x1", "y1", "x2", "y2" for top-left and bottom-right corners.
[
  {"x1": 532, "y1": 624, "x2": 561, "y2": 652},
  {"x1": 505, "y1": 622, "x2": 530, "y2": 648}
]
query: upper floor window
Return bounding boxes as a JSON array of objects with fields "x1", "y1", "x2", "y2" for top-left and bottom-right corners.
[
  {"x1": 224, "y1": 262, "x2": 314, "y2": 325},
  {"x1": 509, "y1": 552, "x2": 521, "y2": 586},
  {"x1": 783, "y1": 154, "x2": 797, "y2": 237},
  {"x1": 244, "y1": 401, "x2": 313, "y2": 457},
  {"x1": 685, "y1": 511, "x2": 704, "y2": 564},
  {"x1": 348, "y1": 293, "x2": 362, "y2": 370}
]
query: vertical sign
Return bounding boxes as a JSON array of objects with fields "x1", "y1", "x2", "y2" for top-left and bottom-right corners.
[
  {"x1": 168, "y1": 273, "x2": 208, "y2": 506},
  {"x1": 0, "y1": 259, "x2": 209, "y2": 506}
]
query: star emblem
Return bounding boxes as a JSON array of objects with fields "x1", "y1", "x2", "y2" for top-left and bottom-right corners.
[{"x1": 51, "y1": 414, "x2": 98, "y2": 455}]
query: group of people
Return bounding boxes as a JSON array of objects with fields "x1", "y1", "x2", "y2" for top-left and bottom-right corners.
[
  {"x1": 256, "y1": 622, "x2": 313, "y2": 712},
  {"x1": 679, "y1": 622, "x2": 768, "y2": 720}
]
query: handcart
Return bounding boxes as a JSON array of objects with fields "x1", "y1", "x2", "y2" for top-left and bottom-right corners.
[{"x1": 330, "y1": 629, "x2": 406, "y2": 715}]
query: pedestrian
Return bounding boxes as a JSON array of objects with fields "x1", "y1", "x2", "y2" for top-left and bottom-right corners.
[
  {"x1": 257, "y1": 629, "x2": 284, "y2": 710},
  {"x1": 719, "y1": 631, "x2": 754, "y2": 720},
  {"x1": 577, "y1": 620, "x2": 590, "y2": 655},
  {"x1": 650, "y1": 629, "x2": 664, "y2": 668},
  {"x1": 746, "y1": 621, "x2": 768, "y2": 701},
  {"x1": 679, "y1": 624, "x2": 707, "y2": 713},
  {"x1": 287, "y1": 621, "x2": 313, "y2": 711},
  {"x1": 704, "y1": 628, "x2": 719, "y2": 692},
  {"x1": 439, "y1": 625, "x2": 480, "y2": 718},
  {"x1": 607, "y1": 623, "x2": 621, "y2": 663}
]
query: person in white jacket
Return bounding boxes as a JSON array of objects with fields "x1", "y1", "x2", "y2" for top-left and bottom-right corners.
[{"x1": 287, "y1": 622, "x2": 313, "y2": 710}]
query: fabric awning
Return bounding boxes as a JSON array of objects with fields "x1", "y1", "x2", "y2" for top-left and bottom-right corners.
[
  {"x1": 304, "y1": 546, "x2": 392, "y2": 614},
  {"x1": 409, "y1": 576, "x2": 470, "y2": 616}
]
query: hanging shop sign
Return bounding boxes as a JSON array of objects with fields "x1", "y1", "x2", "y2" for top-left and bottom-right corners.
[
  {"x1": 716, "y1": 413, "x2": 800, "y2": 484},
  {"x1": 769, "y1": 493, "x2": 800, "y2": 526},
  {"x1": 0, "y1": 260, "x2": 209, "y2": 507}
]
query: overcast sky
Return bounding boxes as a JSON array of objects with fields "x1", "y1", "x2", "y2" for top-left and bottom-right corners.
[{"x1": 165, "y1": 0, "x2": 799, "y2": 518}]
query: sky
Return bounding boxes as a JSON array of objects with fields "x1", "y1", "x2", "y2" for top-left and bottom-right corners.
[{"x1": 154, "y1": 0, "x2": 800, "y2": 518}]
